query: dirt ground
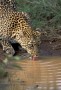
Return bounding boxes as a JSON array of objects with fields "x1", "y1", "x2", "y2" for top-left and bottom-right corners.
[{"x1": 0, "y1": 40, "x2": 61, "y2": 90}]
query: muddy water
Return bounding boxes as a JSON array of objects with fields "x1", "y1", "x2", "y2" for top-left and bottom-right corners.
[{"x1": 0, "y1": 57, "x2": 61, "y2": 90}]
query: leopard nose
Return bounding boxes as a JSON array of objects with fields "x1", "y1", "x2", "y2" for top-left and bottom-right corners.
[{"x1": 30, "y1": 55, "x2": 39, "y2": 60}]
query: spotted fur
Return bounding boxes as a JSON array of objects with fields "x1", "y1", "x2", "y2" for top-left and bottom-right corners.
[{"x1": 0, "y1": 0, "x2": 41, "y2": 56}]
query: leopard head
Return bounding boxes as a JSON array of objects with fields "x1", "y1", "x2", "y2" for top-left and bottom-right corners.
[
  {"x1": 19, "y1": 29, "x2": 41, "y2": 60},
  {"x1": 26, "y1": 38, "x2": 39, "y2": 57}
]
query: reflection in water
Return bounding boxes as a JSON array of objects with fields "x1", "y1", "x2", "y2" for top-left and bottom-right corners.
[{"x1": 0, "y1": 57, "x2": 61, "y2": 90}]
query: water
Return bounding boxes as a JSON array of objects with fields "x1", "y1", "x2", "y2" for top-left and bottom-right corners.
[{"x1": 0, "y1": 56, "x2": 61, "y2": 90}]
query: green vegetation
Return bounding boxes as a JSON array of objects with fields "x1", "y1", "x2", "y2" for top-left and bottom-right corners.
[{"x1": 15, "y1": 0, "x2": 61, "y2": 33}]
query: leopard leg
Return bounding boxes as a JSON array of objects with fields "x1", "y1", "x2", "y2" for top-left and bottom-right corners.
[{"x1": 1, "y1": 39, "x2": 15, "y2": 56}]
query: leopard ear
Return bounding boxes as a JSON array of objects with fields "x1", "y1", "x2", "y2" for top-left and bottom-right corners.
[
  {"x1": 36, "y1": 31, "x2": 41, "y2": 36},
  {"x1": 33, "y1": 30, "x2": 41, "y2": 37}
]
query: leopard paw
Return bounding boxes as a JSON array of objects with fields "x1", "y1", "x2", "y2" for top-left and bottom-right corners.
[{"x1": 4, "y1": 48, "x2": 15, "y2": 56}]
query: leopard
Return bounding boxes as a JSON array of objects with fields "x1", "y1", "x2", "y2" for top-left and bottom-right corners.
[{"x1": 0, "y1": 0, "x2": 41, "y2": 58}]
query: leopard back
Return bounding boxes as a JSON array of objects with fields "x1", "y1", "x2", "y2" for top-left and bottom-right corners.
[{"x1": 0, "y1": 0, "x2": 41, "y2": 56}]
